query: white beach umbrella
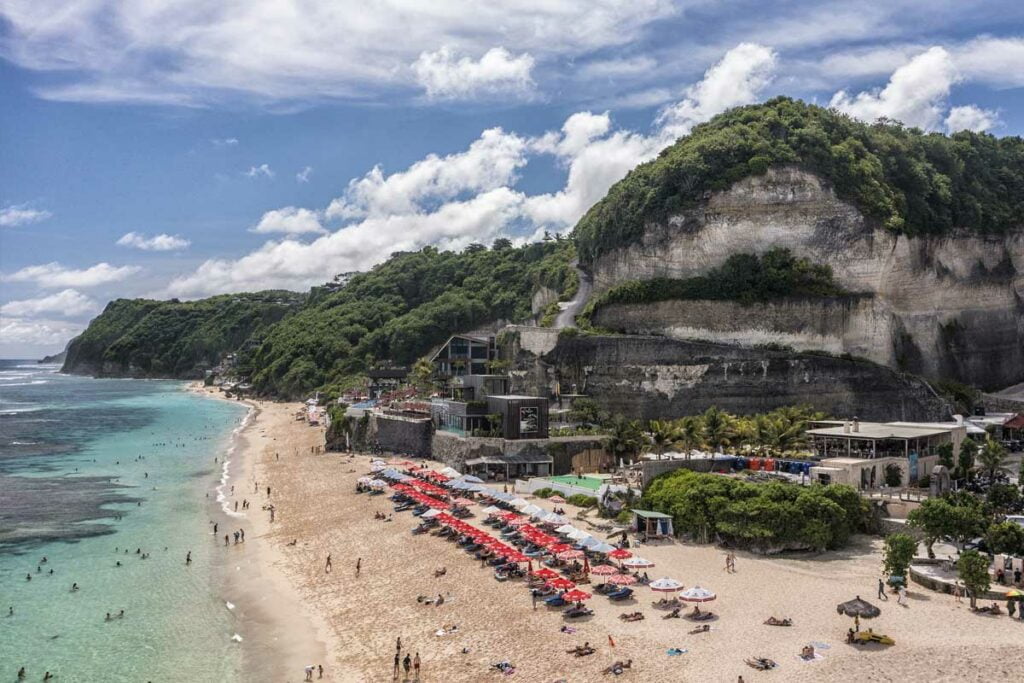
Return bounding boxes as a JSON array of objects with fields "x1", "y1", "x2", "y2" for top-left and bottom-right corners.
[
  {"x1": 421, "y1": 509, "x2": 443, "y2": 519},
  {"x1": 590, "y1": 542, "x2": 617, "y2": 554},
  {"x1": 679, "y1": 586, "x2": 716, "y2": 602},
  {"x1": 440, "y1": 467, "x2": 462, "y2": 478},
  {"x1": 542, "y1": 512, "x2": 568, "y2": 525},
  {"x1": 649, "y1": 577, "x2": 684, "y2": 593},
  {"x1": 458, "y1": 474, "x2": 484, "y2": 483},
  {"x1": 369, "y1": 479, "x2": 387, "y2": 489},
  {"x1": 509, "y1": 498, "x2": 529, "y2": 508},
  {"x1": 578, "y1": 536, "x2": 601, "y2": 549},
  {"x1": 522, "y1": 504, "x2": 544, "y2": 517},
  {"x1": 370, "y1": 463, "x2": 386, "y2": 472},
  {"x1": 555, "y1": 524, "x2": 578, "y2": 535},
  {"x1": 371, "y1": 459, "x2": 386, "y2": 465},
  {"x1": 482, "y1": 505, "x2": 502, "y2": 515},
  {"x1": 622, "y1": 557, "x2": 655, "y2": 569},
  {"x1": 567, "y1": 529, "x2": 591, "y2": 541}
]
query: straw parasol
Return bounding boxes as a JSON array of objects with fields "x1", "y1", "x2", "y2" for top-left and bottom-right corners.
[
  {"x1": 549, "y1": 495, "x2": 566, "y2": 504},
  {"x1": 649, "y1": 577, "x2": 684, "y2": 592},
  {"x1": 679, "y1": 586, "x2": 716, "y2": 602},
  {"x1": 836, "y1": 596, "x2": 881, "y2": 618}
]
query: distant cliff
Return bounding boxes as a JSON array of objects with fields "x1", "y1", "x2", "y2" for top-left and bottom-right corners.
[{"x1": 62, "y1": 292, "x2": 304, "y2": 379}]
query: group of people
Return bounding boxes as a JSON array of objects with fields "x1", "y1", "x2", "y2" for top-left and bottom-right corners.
[{"x1": 392, "y1": 637, "x2": 422, "y2": 680}]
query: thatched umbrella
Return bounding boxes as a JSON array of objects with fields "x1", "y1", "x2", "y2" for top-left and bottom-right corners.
[{"x1": 836, "y1": 595, "x2": 880, "y2": 631}]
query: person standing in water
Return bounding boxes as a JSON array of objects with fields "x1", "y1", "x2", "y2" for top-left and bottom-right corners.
[{"x1": 185, "y1": 551, "x2": 192, "y2": 566}]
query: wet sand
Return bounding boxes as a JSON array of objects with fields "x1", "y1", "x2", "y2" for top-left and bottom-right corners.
[{"x1": 207, "y1": 392, "x2": 1024, "y2": 682}]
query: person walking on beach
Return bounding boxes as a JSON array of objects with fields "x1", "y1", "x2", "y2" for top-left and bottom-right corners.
[
  {"x1": 413, "y1": 653, "x2": 420, "y2": 679},
  {"x1": 240, "y1": 529, "x2": 245, "y2": 542},
  {"x1": 897, "y1": 585, "x2": 907, "y2": 606},
  {"x1": 953, "y1": 583, "x2": 963, "y2": 603},
  {"x1": 393, "y1": 652, "x2": 400, "y2": 679},
  {"x1": 325, "y1": 554, "x2": 332, "y2": 573},
  {"x1": 402, "y1": 653, "x2": 411, "y2": 679},
  {"x1": 355, "y1": 557, "x2": 361, "y2": 576},
  {"x1": 185, "y1": 551, "x2": 192, "y2": 566},
  {"x1": 304, "y1": 664, "x2": 314, "y2": 681},
  {"x1": 318, "y1": 664, "x2": 323, "y2": 679},
  {"x1": 877, "y1": 577, "x2": 887, "y2": 600}
]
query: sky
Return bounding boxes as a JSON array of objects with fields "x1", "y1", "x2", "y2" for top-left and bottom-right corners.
[{"x1": 2, "y1": 1, "x2": 1024, "y2": 358}]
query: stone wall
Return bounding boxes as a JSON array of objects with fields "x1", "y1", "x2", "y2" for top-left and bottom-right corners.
[
  {"x1": 543, "y1": 334, "x2": 951, "y2": 421},
  {"x1": 589, "y1": 166, "x2": 1024, "y2": 390},
  {"x1": 431, "y1": 431, "x2": 605, "y2": 475}
]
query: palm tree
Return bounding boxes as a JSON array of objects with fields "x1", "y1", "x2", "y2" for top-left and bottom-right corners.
[
  {"x1": 676, "y1": 416, "x2": 702, "y2": 459},
  {"x1": 606, "y1": 416, "x2": 645, "y2": 464},
  {"x1": 701, "y1": 406, "x2": 736, "y2": 452},
  {"x1": 647, "y1": 420, "x2": 680, "y2": 459},
  {"x1": 976, "y1": 437, "x2": 1008, "y2": 481},
  {"x1": 412, "y1": 357, "x2": 434, "y2": 394}
]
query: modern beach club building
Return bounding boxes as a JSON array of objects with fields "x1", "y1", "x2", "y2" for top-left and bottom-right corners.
[{"x1": 806, "y1": 418, "x2": 967, "y2": 489}]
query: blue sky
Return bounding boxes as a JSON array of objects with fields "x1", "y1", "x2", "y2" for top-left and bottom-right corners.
[{"x1": 2, "y1": 1, "x2": 1023, "y2": 357}]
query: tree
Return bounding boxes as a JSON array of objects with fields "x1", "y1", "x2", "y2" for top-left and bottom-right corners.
[
  {"x1": 976, "y1": 438, "x2": 1008, "y2": 481},
  {"x1": 957, "y1": 550, "x2": 991, "y2": 609},
  {"x1": 908, "y1": 498, "x2": 955, "y2": 559},
  {"x1": 984, "y1": 521, "x2": 1024, "y2": 557},
  {"x1": 567, "y1": 397, "x2": 603, "y2": 426},
  {"x1": 882, "y1": 533, "x2": 917, "y2": 584},
  {"x1": 647, "y1": 420, "x2": 681, "y2": 459},
  {"x1": 676, "y1": 416, "x2": 702, "y2": 460},
  {"x1": 935, "y1": 443, "x2": 955, "y2": 470},
  {"x1": 606, "y1": 416, "x2": 645, "y2": 464},
  {"x1": 701, "y1": 406, "x2": 737, "y2": 451},
  {"x1": 411, "y1": 356, "x2": 435, "y2": 394},
  {"x1": 956, "y1": 440, "x2": 978, "y2": 480},
  {"x1": 985, "y1": 483, "x2": 1021, "y2": 513}
]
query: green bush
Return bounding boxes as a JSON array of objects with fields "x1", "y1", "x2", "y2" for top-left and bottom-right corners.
[
  {"x1": 532, "y1": 487, "x2": 555, "y2": 499},
  {"x1": 575, "y1": 97, "x2": 1024, "y2": 265},
  {"x1": 567, "y1": 494, "x2": 599, "y2": 508},
  {"x1": 641, "y1": 469, "x2": 868, "y2": 550}
]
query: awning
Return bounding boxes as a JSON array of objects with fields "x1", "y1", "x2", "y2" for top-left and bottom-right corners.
[
  {"x1": 631, "y1": 509, "x2": 672, "y2": 519},
  {"x1": 465, "y1": 453, "x2": 553, "y2": 466}
]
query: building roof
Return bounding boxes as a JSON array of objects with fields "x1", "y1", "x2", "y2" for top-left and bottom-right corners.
[
  {"x1": 465, "y1": 453, "x2": 553, "y2": 466},
  {"x1": 488, "y1": 394, "x2": 544, "y2": 401},
  {"x1": 888, "y1": 420, "x2": 984, "y2": 435},
  {"x1": 631, "y1": 509, "x2": 673, "y2": 519},
  {"x1": 1003, "y1": 414, "x2": 1024, "y2": 430},
  {"x1": 806, "y1": 422, "x2": 953, "y2": 440}
]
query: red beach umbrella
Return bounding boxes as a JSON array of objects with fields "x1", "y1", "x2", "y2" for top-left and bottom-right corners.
[
  {"x1": 546, "y1": 578, "x2": 576, "y2": 591},
  {"x1": 531, "y1": 568, "x2": 559, "y2": 580},
  {"x1": 561, "y1": 589, "x2": 592, "y2": 602},
  {"x1": 548, "y1": 543, "x2": 573, "y2": 554},
  {"x1": 589, "y1": 564, "x2": 619, "y2": 576},
  {"x1": 557, "y1": 550, "x2": 584, "y2": 560},
  {"x1": 606, "y1": 573, "x2": 637, "y2": 586},
  {"x1": 608, "y1": 548, "x2": 632, "y2": 560}
]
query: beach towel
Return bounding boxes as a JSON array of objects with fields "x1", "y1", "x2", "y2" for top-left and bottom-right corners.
[
  {"x1": 666, "y1": 648, "x2": 688, "y2": 656},
  {"x1": 796, "y1": 653, "x2": 825, "y2": 663},
  {"x1": 811, "y1": 642, "x2": 831, "y2": 650}
]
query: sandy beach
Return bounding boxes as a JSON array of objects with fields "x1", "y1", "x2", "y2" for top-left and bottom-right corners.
[{"x1": 211, "y1": 392, "x2": 1024, "y2": 682}]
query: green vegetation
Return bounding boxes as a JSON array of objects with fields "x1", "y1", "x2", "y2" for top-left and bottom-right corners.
[
  {"x1": 532, "y1": 487, "x2": 556, "y2": 499},
  {"x1": 566, "y1": 493, "x2": 599, "y2": 508},
  {"x1": 933, "y1": 380, "x2": 981, "y2": 416},
  {"x1": 957, "y1": 550, "x2": 991, "y2": 608},
  {"x1": 976, "y1": 438, "x2": 1009, "y2": 480},
  {"x1": 575, "y1": 97, "x2": 1024, "y2": 264},
  {"x1": 244, "y1": 240, "x2": 575, "y2": 397},
  {"x1": 882, "y1": 533, "x2": 917, "y2": 583},
  {"x1": 985, "y1": 521, "x2": 1024, "y2": 557},
  {"x1": 62, "y1": 292, "x2": 303, "y2": 378},
  {"x1": 580, "y1": 248, "x2": 846, "y2": 323},
  {"x1": 641, "y1": 469, "x2": 868, "y2": 550}
]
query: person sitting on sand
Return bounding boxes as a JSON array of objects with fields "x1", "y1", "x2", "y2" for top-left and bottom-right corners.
[
  {"x1": 434, "y1": 567, "x2": 447, "y2": 578},
  {"x1": 663, "y1": 608, "x2": 680, "y2": 619},
  {"x1": 764, "y1": 616, "x2": 792, "y2": 626},
  {"x1": 689, "y1": 605, "x2": 701, "y2": 617},
  {"x1": 800, "y1": 645, "x2": 815, "y2": 660},
  {"x1": 602, "y1": 659, "x2": 632, "y2": 675},
  {"x1": 688, "y1": 624, "x2": 710, "y2": 635},
  {"x1": 435, "y1": 593, "x2": 445, "y2": 606}
]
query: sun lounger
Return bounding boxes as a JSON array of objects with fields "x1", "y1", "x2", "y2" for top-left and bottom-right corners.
[
  {"x1": 545, "y1": 595, "x2": 567, "y2": 608},
  {"x1": 608, "y1": 588, "x2": 634, "y2": 601},
  {"x1": 565, "y1": 607, "x2": 594, "y2": 619}
]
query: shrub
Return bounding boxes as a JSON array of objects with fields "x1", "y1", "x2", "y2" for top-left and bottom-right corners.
[
  {"x1": 532, "y1": 487, "x2": 555, "y2": 499},
  {"x1": 567, "y1": 494, "x2": 599, "y2": 508},
  {"x1": 882, "y1": 533, "x2": 917, "y2": 583}
]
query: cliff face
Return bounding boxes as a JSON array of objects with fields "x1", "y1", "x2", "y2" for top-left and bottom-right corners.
[
  {"x1": 590, "y1": 167, "x2": 1024, "y2": 390},
  {"x1": 540, "y1": 334, "x2": 950, "y2": 422}
]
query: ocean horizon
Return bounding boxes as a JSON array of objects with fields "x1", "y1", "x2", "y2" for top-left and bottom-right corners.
[{"x1": 0, "y1": 359, "x2": 250, "y2": 682}]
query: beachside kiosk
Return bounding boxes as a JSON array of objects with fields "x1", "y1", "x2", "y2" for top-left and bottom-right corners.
[{"x1": 632, "y1": 509, "x2": 674, "y2": 539}]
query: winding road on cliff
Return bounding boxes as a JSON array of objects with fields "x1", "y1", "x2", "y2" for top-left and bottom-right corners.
[{"x1": 553, "y1": 263, "x2": 593, "y2": 329}]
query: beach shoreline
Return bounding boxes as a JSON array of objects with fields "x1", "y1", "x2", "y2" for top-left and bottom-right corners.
[{"x1": 189, "y1": 383, "x2": 335, "y2": 682}]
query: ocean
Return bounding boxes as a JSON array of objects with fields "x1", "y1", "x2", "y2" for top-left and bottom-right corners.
[{"x1": 0, "y1": 360, "x2": 250, "y2": 682}]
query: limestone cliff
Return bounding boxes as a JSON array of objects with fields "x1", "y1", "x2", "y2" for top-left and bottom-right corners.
[
  {"x1": 589, "y1": 167, "x2": 1024, "y2": 390},
  {"x1": 530, "y1": 333, "x2": 951, "y2": 422}
]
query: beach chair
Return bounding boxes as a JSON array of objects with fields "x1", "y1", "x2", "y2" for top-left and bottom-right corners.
[
  {"x1": 545, "y1": 595, "x2": 567, "y2": 608},
  {"x1": 565, "y1": 606, "x2": 594, "y2": 619},
  {"x1": 608, "y1": 587, "x2": 634, "y2": 601}
]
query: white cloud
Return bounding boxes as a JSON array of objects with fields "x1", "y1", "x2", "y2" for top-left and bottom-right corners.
[
  {"x1": 296, "y1": 166, "x2": 313, "y2": 183},
  {"x1": 117, "y1": 232, "x2": 191, "y2": 251},
  {"x1": 251, "y1": 207, "x2": 325, "y2": 235},
  {"x1": 829, "y1": 47, "x2": 960, "y2": 130},
  {"x1": 244, "y1": 164, "x2": 274, "y2": 179},
  {"x1": 1, "y1": 204, "x2": 52, "y2": 227},
  {"x1": 0, "y1": 317, "x2": 85, "y2": 354},
  {"x1": 0, "y1": 0, "x2": 674, "y2": 104},
  {"x1": 164, "y1": 41, "x2": 793, "y2": 297},
  {"x1": 326, "y1": 127, "x2": 529, "y2": 220},
  {"x1": 578, "y1": 56, "x2": 658, "y2": 79},
  {"x1": 945, "y1": 105, "x2": 999, "y2": 133},
  {"x1": 212, "y1": 137, "x2": 239, "y2": 146},
  {"x1": 953, "y1": 36, "x2": 1024, "y2": 89},
  {"x1": 412, "y1": 46, "x2": 535, "y2": 99},
  {"x1": 2, "y1": 262, "x2": 141, "y2": 288},
  {"x1": 1, "y1": 289, "x2": 97, "y2": 318},
  {"x1": 656, "y1": 43, "x2": 777, "y2": 139}
]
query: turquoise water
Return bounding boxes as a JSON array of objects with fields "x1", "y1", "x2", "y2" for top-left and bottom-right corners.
[{"x1": 0, "y1": 361, "x2": 249, "y2": 682}]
